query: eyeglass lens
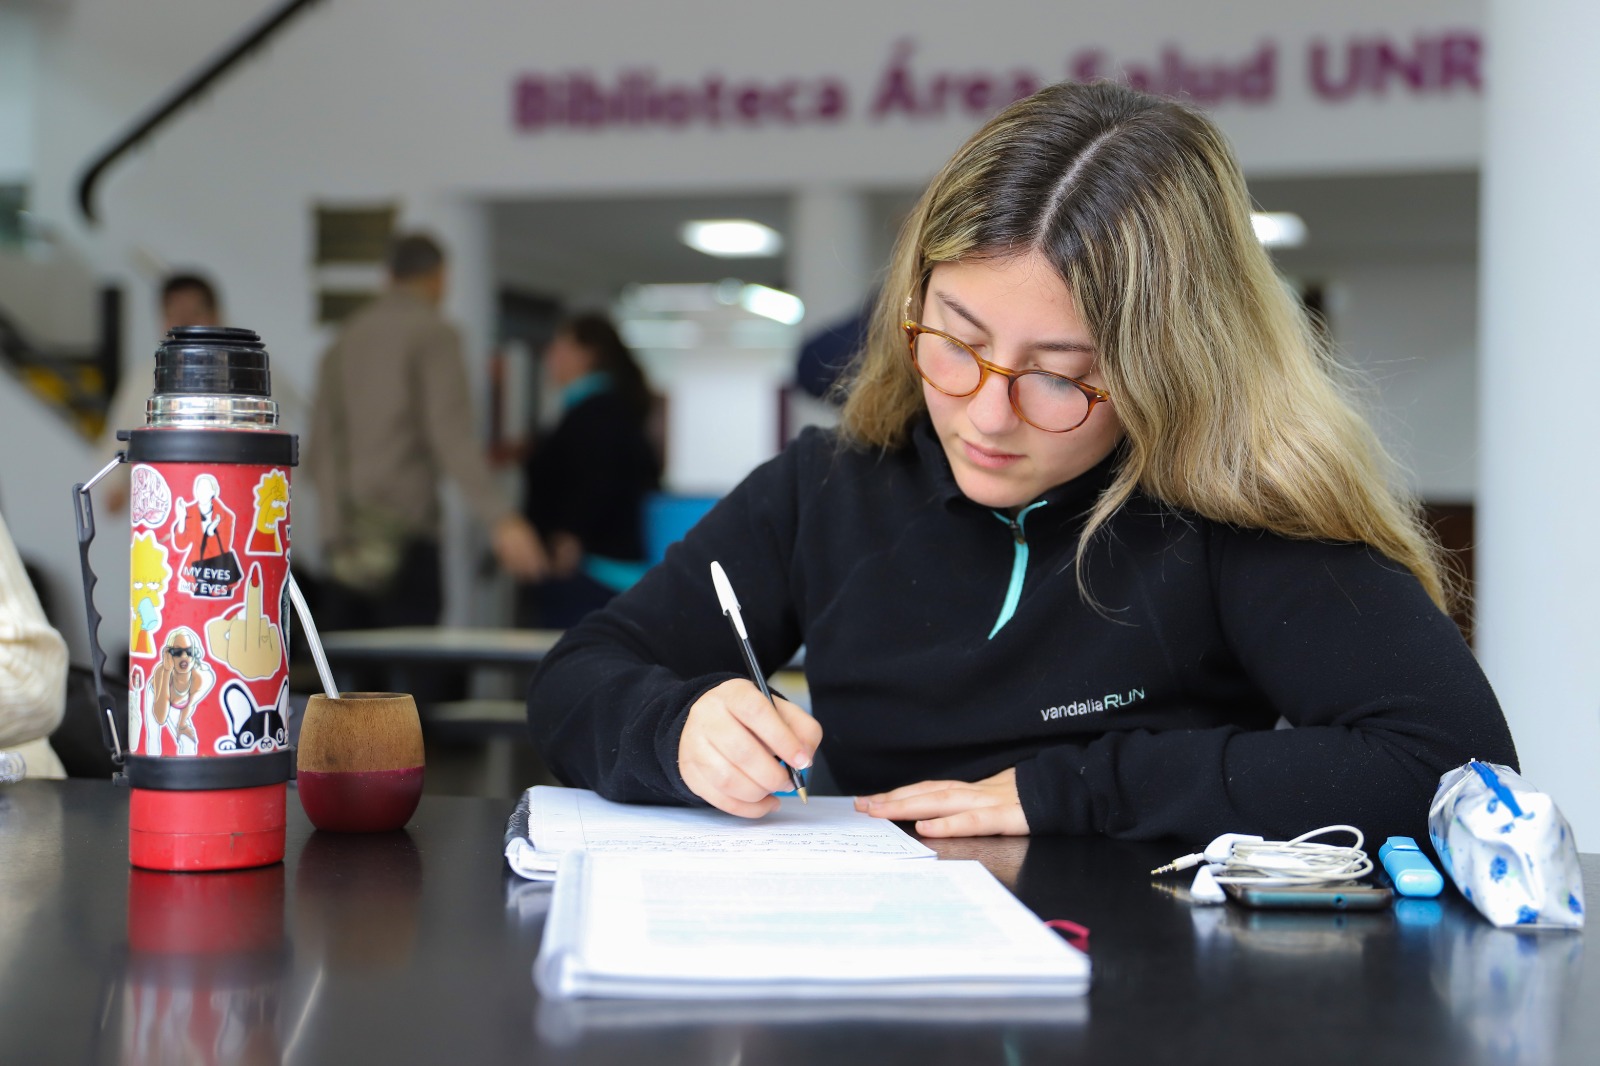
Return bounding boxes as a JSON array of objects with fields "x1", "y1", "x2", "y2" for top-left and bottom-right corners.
[{"x1": 911, "y1": 330, "x2": 1092, "y2": 432}]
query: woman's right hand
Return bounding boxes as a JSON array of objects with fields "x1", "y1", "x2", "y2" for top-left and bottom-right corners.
[
  {"x1": 492, "y1": 516, "x2": 550, "y2": 582},
  {"x1": 678, "y1": 679, "x2": 821, "y2": 818}
]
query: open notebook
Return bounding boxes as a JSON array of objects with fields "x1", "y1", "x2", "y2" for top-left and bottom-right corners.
[
  {"x1": 535, "y1": 853, "x2": 1091, "y2": 1000},
  {"x1": 504, "y1": 785, "x2": 935, "y2": 880}
]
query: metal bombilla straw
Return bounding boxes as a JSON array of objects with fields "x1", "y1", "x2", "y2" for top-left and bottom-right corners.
[{"x1": 286, "y1": 575, "x2": 339, "y2": 700}]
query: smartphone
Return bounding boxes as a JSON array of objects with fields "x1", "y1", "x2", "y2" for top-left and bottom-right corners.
[{"x1": 1224, "y1": 881, "x2": 1394, "y2": 911}]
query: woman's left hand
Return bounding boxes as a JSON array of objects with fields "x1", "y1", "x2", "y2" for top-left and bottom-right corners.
[{"x1": 854, "y1": 768, "x2": 1029, "y2": 838}]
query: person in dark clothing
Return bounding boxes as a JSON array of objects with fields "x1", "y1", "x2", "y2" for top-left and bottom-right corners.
[
  {"x1": 794, "y1": 298, "x2": 872, "y2": 402},
  {"x1": 526, "y1": 81, "x2": 1517, "y2": 846},
  {"x1": 519, "y1": 314, "x2": 661, "y2": 628}
]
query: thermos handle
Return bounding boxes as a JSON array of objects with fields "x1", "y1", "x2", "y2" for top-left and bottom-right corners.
[{"x1": 72, "y1": 452, "x2": 129, "y2": 766}]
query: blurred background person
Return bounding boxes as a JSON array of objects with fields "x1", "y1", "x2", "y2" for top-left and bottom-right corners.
[
  {"x1": 0, "y1": 506, "x2": 68, "y2": 779},
  {"x1": 97, "y1": 272, "x2": 224, "y2": 512},
  {"x1": 518, "y1": 313, "x2": 661, "y2": 629},
  {"x1": 307, "y1": 232, "x2": 547, "y2": 633},
  {"x1": 794, "y1": 294, "x2": 873, "y2": 404}
]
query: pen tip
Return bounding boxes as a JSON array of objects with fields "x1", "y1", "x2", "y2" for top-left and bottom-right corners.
[{"x1": 799, "y1": 787, "x2": 809, "y2": 804}]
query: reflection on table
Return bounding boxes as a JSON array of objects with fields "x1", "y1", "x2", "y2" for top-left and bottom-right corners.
[{"x1": 1, "y1": 780, "x2": 1595, "y2": 1065}]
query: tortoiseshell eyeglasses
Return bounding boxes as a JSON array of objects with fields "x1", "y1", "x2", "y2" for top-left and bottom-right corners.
[{"x1": 901, "y1": 320, "x2": 1111, "y2": 433}]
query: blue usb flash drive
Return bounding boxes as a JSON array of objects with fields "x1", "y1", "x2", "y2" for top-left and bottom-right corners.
[{"x1": 1379, "y1": 836, "x2": 1445, "y2": 898}]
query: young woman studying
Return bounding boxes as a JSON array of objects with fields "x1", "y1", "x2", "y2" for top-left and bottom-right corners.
[{"x1": 525, "y1": 80, "x2": 1516, "y2": 845}]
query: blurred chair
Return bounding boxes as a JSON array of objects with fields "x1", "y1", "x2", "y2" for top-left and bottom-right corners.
[
  {"x1": 642, "y1": 491, "x2": 720, "y2": 567},
  {"x1": 406, "y1": 492, "x2": 723, "y2": 798}
]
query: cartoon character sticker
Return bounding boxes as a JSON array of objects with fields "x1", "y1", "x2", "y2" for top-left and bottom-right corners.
[
  {"x1": 169, "y1": 474, "x2": 242, "y2": 598},
  {"x1": 246, "y1": 469, "x2": 289, "y2": 556},
  {"x1": 215, "y1": 678, "x2": 289, "y2": 754},
  {"x1": 141, "y1": 626, "x2": 215, "y2": 757},
  {"x1": 204, "y1": 563, "x2": 283, "y2": 680},
  {"x1": 129, "y1": 532, "x2": 172, "y2": 658},
  {"x1": 129, "y1": 465, "x2": 173, "y2": 530}
]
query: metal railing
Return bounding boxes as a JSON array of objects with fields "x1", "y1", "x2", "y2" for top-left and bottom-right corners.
[
  {"x1": 76, "y1": 0, "x2": 327, "y2": 224},
  {"x1": 0, "y1": 291, "x2": 121, "y2": 435}
]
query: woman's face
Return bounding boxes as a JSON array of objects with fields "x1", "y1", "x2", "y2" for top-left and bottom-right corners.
[
  {"x1": 919, "y1": 252, "x2": 1122, "y2": 511},
  {"x1": 544, "y1": 333, "x2": 596, "y2": 389},
  {"x1": 167, "y1": 633, "x2": 197, "y2": 677}
]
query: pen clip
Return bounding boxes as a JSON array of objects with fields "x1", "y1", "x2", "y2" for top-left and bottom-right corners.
[{"x1": 709, "y1": 561, "x2": 748, "y2": 640}]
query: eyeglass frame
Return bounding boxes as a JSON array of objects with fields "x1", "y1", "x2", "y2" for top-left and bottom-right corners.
[{"x1": 900, "y1": 305, "x2": 1111, "y2": 434}]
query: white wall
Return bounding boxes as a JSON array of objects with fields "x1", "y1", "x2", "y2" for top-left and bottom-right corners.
[{"x1": 0, "y1": 9, "x2": 36, "y2": 184}]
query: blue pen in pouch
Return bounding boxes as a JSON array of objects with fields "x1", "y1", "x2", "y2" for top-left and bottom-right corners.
[{"x1": 1379, "y1": 836, "x2": 1444, "y2": 898}]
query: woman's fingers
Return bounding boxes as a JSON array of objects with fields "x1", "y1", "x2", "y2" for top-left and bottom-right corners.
[
  {"x1": 915, "y1": 805, "x2": 1030, "y2": 838},
  {"x1": 679, "y1": 679, "x2": 821, "y2": 817},
  {"x1": 703, "y1": 728, "x2": 793, "y2": 798},
  {"x1": 854, "y1": 778, "x2": 963, "y2": 809},
  {"x1": 859, "y1": 783, "x2": 988, "y2": 821},
  {"x1": 855, "y1": 769, "x2": 1030, "y2": 838},
  {"x1": 680, "y1": 730, "x2": 782, "y2": 817},
  {"x1": 726, "y1": 690, "x2": 816, "y2": 770}
]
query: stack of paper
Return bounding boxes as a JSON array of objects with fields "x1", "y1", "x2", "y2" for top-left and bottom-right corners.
[
  {"x1": 504, "y1": 786, "x2": 935, "y2": 880},
  {"x1": 536, "y1": 853, "x2": 1092, "y2": 1000}
]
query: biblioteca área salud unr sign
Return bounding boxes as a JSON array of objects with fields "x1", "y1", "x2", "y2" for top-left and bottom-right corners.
[{"x1": 511, "y1": 33, "x2": 1483, "y2": 134}]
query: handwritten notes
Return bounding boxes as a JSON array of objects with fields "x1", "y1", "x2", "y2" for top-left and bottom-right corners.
[{"x1": 505, "y1": 786, "x2": 934, "y2": 880}]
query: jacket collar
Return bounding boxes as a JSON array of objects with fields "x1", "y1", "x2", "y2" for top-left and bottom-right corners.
[{"x1": 910, "y1": 416, "x2": 1123, "y2": 520}]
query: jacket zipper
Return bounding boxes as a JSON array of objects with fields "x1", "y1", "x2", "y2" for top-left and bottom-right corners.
[{"x1": 988, "y1": 501, "x2": 1048, "y2": 638}]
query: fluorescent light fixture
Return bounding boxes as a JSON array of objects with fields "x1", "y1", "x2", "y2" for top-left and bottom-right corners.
[
  {"x1": 619, "y1": 318, "x2": 704, "y2": 350},
  {"x1": 1251, "y1": 212, "x2": 1308, "y2": 249},
  {"x1": 740, "y1": 284, "x2": 805, "y2": 325},
  {"x1": 681, "y1": 219, "x2": 784, "y2": 258},
  {"x1": 623, "y1": 282, "x2": 724, "y2": 313}
]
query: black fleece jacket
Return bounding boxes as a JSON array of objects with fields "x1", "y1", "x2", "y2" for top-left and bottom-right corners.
[{"x1": 526, "y1": 421, "x2": 1517, "y2": 846}]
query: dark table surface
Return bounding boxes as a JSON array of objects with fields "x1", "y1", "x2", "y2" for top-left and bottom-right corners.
[{"x1": 1, "y1": 778, "x2": 1593, "y2": 1065}]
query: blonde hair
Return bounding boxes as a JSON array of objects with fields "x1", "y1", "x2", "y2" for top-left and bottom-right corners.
[{"x1": 841, "y1": 81, "x2": 1451, "y2": 610}]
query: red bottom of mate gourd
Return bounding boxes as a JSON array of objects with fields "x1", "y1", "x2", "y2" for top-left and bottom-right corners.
[
  {"x1": 129, "y1": 783, "x2": 287, "y2": 870},
  {"x1": 297, "y1": 767, "x2": 424, "y2": 833}
]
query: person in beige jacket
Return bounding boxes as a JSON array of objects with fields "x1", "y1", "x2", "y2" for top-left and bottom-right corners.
[
  {"x1": 307, "y1": 233, "x2": 546, "y2": 630},
  {"x1": 0, "y1": 510, "x2": 68, "y2": 778}
]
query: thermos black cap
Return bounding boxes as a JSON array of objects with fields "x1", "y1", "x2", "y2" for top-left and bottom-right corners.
[{"x1": 154, "y1": 326, "x2": 272, "y2": 398}]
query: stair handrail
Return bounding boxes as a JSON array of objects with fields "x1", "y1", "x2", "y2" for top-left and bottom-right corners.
[{"x1": 76, "y1": 0, "x2": 327, "y2": 225}]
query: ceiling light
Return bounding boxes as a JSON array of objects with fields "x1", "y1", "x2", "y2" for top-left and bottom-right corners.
[
  {"x1": 740, "y1": 284, "x2": 805, "y2": 325},
  {"x1": 622, "y1": 283, "x2": 724, "y2": 313},
  {"x1": 1251, "y1": 212, "x2": 1308, "y2": 249},
  {"x1": 618, "y1": 318, "x2": 704, "y2": 350},
  {"x1": 681, "y1": 219, "x2": 784, "y2": 258}
]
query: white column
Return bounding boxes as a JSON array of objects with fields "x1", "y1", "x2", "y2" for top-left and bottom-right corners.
[
  {"x1": 789, "y1": 186, "x2": 873, "y2": 330},
  {"x1": 786, "y1": 186, "x2": 872, "y2": 437},
  {"x1": 1477, "y1": 0, "x2": 1600, "y2": 841}
]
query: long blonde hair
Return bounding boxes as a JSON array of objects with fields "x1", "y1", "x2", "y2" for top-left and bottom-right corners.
[{"x1": 841, "y1": 81, "x2": 1451, "y2": 610}]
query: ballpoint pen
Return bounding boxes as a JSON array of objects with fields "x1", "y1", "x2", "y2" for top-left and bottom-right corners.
[{"x1": 710, "y1": 560, "x2": 808, "y2": 802}]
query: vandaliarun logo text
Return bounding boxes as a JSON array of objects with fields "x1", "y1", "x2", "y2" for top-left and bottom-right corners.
[{"x1": 1040, "y1": 689, "x2": 1146, "y2": 721}]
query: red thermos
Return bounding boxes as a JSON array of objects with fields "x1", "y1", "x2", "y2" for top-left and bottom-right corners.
[{"x1": 74, "y1": 326, "x2": 297, "y2": 871}]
